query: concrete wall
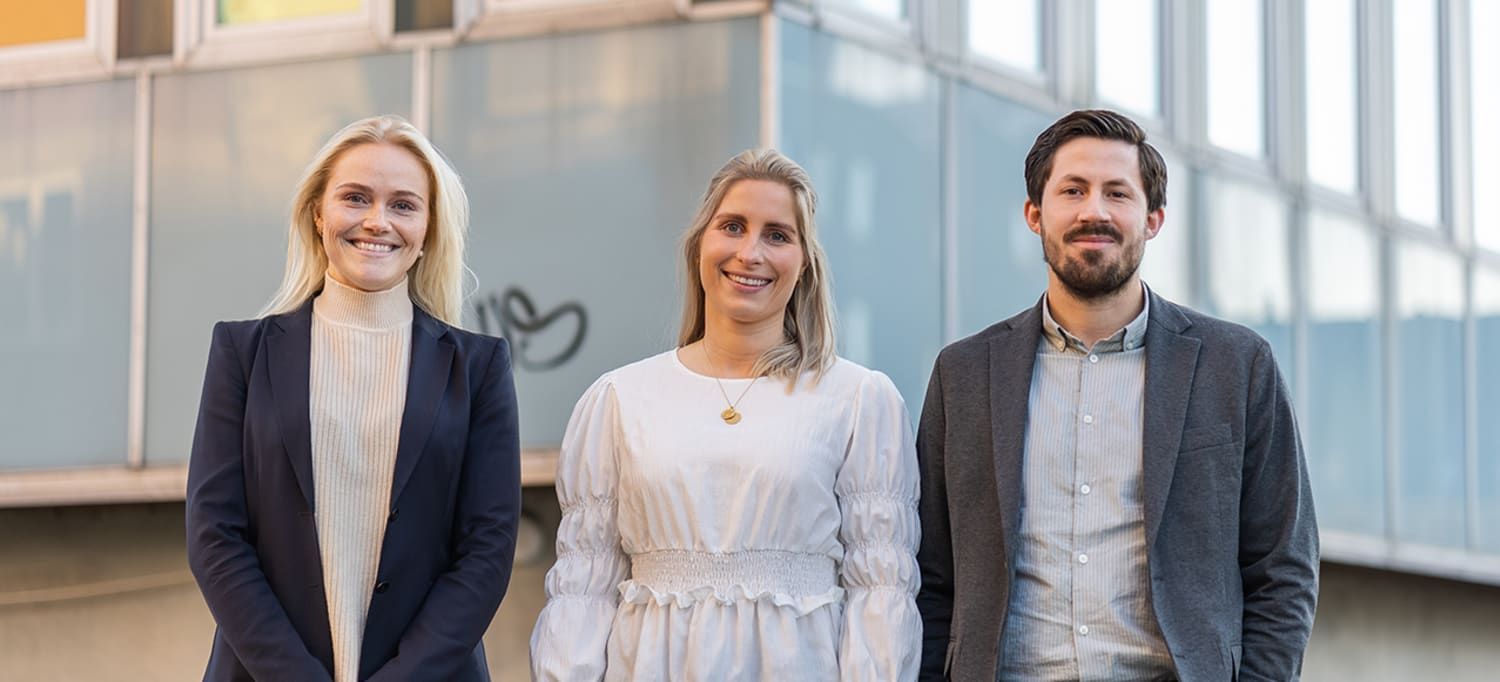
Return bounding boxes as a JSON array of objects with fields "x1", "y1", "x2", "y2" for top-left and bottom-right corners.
[{"x1": 3, "y1": 501, "x2": 1498, "y2": 680}]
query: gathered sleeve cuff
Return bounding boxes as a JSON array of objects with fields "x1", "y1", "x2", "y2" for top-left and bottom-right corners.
[
  {"x1": 530, "y1": 374, "x2": 630, "y2": 682},
  {"x1": 835, "y1": 370, "x2": 922, "y2": 682}
]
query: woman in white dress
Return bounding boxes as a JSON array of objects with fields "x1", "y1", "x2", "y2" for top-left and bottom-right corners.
[{"x1": 530, "y1": 149, "x2": 920, "y2": 681}]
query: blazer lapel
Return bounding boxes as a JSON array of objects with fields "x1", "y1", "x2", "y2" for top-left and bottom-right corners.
[
  {"x1": 266, "y1": 300, "x2": 317, "y2": 508},
  {"x1": 390, "y1": 308, "x2": 454, "y2": 504},
  {"x1": 1141, "y1": 294, "x2": 1201, "y2": 550},
  {"x1": 989, "y1": 300, "x2": 1044, "y2": 559}
]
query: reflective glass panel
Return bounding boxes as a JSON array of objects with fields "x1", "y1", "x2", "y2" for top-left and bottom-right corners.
[
  {"x1": 1305, "y1": 0, "x2": 1358, "y2": 193},
  {"x1": 433, "y1": 19, "x2": 761, "y2": 448},
  {"x1": 1095, "y1": 0, "x2": 1159, "y2": 116},
  {"x1": 1476, "y1": 267, "x2": 1500, "y2": 551},
  {"x1": 1204, "y1": 176, "x2": 1293, "y2": 377},
  {"x1": 1206, "y1": 0, "x2": 1264, "y2": 157},
  {"x1": 0, "y1": 0, "x2": 85, "y2": 48},
  {"x1": 1394, "y1": 241, "x2": 1465, "y2": 546},
  {"x1": 218, "y1": 0, "x2": 361, "y2": 25},
  {"x1": 1474, "y1": 1, "x2": 1500, "y2": 251},
  {"x1": 1392, "y1": 0, "x2": 1441, "y2": 226},
  {"x1": 830, "y1": 0, "x2": 903, "y2": 21},
  {"x1": 1138, "y1": 150, "x2": 1190, "y2": 304},
  {"x1": 953, "y1": 83, "x2": 1053, "y2": 337},
  {"x1": 146, "y1": 54, "x2": 412, "y2": 465},
  {"x1": 0, "y1": 79, "x2": 135, "y2": 470},
  {"x1": 970, "y1": 0, "x2": 1041, "y2": 74},
  {"x1": 781, "y1": 19, "x2": 942, "y2": 412},
  {"x1": 1305, "y1": 209, "x2": 1383, "y2": 535}
]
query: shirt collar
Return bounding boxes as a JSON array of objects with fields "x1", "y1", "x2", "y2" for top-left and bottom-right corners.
[{"x1": 1040, "y1": 282, "x2": 1151, "y2": 354}]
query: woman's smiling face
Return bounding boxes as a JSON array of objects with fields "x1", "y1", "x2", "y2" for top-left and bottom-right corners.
[
  {"x1": 697, "y1": 179, "x2": 805, "y2": 330},
  {"x1": 317, "y1": 142, "x2": 431, "y2": 292}
]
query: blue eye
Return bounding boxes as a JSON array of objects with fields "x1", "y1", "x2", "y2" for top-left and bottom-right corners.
[
  {"x1": 394, "y1": 200, "x2": 416, "y2": 212},
  {"x1": 724, "y1": 221, "x2": 745, "y2": 234},
  {"x1": 344, "y1": 193, "x2": 368, "y2": 204},
  {"x1": 768, "y1": 230, "x2": 790, "y2": 243}
]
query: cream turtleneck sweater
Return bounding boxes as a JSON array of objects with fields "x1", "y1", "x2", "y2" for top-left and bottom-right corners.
[{"x1": 310, "y1": 275, "x2": 413, "y2": 682}]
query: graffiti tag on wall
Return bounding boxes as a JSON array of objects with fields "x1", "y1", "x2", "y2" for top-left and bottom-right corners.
[{"x1": 473, "y1": 287, "x2": 587, "y2": 372}]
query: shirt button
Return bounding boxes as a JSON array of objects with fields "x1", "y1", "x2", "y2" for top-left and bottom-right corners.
[
  {"x1": 1078, "y1": 625, "x2": 1090, "y2": 636},
  {"x1": 1082, "y1": 414, "x2": 1094, "y2": 425},
  {"x1": 1080, "y1": 484, "x2": 1092, "y2": 495},
  {"x1": 1078, "y1": 553, "x2": 1089, "y2": 564},
  {"x1": 1088, "y1": 354, "x2": 1099, "y2": 363}
]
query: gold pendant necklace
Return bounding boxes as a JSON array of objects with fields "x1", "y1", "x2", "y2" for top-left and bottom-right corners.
[{"x1": 702, "y1": 343, "x2": 759, "y2": 425}]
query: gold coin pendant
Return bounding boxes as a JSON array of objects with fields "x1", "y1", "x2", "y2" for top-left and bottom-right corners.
[{"x1": 721, "y1": 407, "x2": 741, "y2": 425}]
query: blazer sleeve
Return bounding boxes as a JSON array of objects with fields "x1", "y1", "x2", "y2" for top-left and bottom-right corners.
[
  {"x1": 914, "y1": 357, "x2": 955, "y2": 681},
  {"x1": 835, "y1": 370, "x2": 922, "y2": 682},
  {"x1": 185, "y1": 322, "x2": 333, "y2": 681},
  {"x1": 368, "y1": 338, "x2": 522, "y2": 681},
  {"x1": 1238, "y1": 341, "x2": 1320, "y2": 681},
  {"x1": 529, "y1": 372, "x2": 630, "y2": 682}
]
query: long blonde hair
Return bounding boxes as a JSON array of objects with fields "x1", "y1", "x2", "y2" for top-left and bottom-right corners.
[
  {"x1": 260, "y1": 115, "x2": 470, "y2": 325},
  {"x1": 678, "y1": 149, "x2": 837, "y2": 384}
]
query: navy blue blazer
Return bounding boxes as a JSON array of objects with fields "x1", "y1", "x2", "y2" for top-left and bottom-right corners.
[{"x1": 186, "y1": 297, "x2": 521, "y2": 681}]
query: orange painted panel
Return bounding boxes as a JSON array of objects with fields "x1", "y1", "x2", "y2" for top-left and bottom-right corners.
[{"x1": 0, "y1": 0, "x2": 87, "y2": 48}]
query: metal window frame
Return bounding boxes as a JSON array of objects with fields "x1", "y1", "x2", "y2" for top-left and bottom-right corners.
[{"x1": 0, "y1": 0, "x2": 116, "y2": 89}]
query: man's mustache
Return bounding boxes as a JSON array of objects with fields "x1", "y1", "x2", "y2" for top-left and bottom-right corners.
[{"x1": 1065, "y1": 223, "x2": 1122, "y2": 242}]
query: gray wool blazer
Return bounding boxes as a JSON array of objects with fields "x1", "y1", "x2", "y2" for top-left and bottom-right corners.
[{"x1": 915, "y1": 291, "x2": 1318, "y2": 682}]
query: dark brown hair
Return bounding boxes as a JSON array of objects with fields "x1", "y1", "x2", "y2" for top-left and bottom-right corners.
[{"x1": 1024, "y1": 109, "x2": 1168, "y2": 212}]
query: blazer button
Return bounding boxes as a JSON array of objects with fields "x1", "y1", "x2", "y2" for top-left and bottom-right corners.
[
  {"x1": 387, "y1": 508, "x2": 399, "y2": 522},
  {"x1": 374, "y1": 581, "x2": 390, "y2": 594}
]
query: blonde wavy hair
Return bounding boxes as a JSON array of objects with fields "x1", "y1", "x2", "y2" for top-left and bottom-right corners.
[
  {"x1": 260, "y1": 115, "x2": 470, "y2": 325},
  {"x1": 678, "y1": 149, "x2": 837, "y2": 385}
]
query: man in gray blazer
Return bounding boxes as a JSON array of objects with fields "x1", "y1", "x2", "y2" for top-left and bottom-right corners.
[{"x1": 915, "y1": 109, "x2": 1318, "y2": 681}]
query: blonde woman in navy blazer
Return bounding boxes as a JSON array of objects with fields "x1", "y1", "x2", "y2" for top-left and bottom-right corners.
[{"x1": 187, "y1": 115, "x2": 520, "y2": 681}]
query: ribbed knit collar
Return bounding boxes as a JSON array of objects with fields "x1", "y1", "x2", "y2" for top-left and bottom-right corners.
[{"x1": 314, "y1": 275, "x2": 414, "y2": 331}]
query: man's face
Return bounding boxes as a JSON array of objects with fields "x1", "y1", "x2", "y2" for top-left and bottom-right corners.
[{"x1": 1024, "y1": 137, "x2": 1164, "y2": 300}]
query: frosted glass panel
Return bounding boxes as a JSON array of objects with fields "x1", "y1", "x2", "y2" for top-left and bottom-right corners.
[
  {"x1": 0, "y1": 79, "x2": 135, "y2": 470},
  {"x1": 1095, "y1": 0, "x2": 1159, "y2": 116},
  {"x1": 146, "y1": 54, "x2": 412, "y2": 464},
  {"x1": 970, "y1": 0, "x2": 1041, "y2": 73},
  {"x1": 218, "y1": 0, "x2": 361, "y2": 25},
  {"x1": 1207, "y1": 0, "x2": 1264, "y2": 157},
  {"x1": 952, "y1": 84, "x2": 1052, "y2": 337},
  {"x1": 1392, "y1": 0, "x2": 1441, "y2": 226},
  {"x1": 1394, "y1": 242, "x2": 1464, "y2": 546},
  {"x1": 1476, "y1": 268, "x2": 1500, "y2": 552},
  {"x1": 780, "y1": 19, "x2": 941, "y2": 413},
  {"x1": 432, "y1": 19, "x2": 761, "y2": 448},
  {"x1": 1305, "y1": 210, "x2": 1383, "y2": 535},
  {"x1": 1474, "y1": 1, "x2": 1500, "y2": 251},
  {"x1": 1204, "y1": 176, "x2": 1292, "y2": 376},
  {"x1": 1305, "y1": 0, "x2": 1358, "y2": 193}
]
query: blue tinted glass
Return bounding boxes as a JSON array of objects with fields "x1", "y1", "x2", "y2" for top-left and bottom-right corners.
[
  {"x1": 0, "y1": 79, "x2": 135, "y2": 470},
  {"x1": 147, "y1": 54, "x2": 413, "y2": 464},
  {"x1": 1394, "y1": 242, "x2": 1465, "y2": 546},
  {"x1": 952, "y1": 83, "x2": 1051, "y2": 336},
  {"x1": 433, "y1": 19, "x2": 761, "y2": 448},
  {"x1": 1474, "y1": 268, "x2": 1500, "y2": 552},
  {"x1": 1203, "y1": 177, "x2": 1293, "y2": 381},
  {"x1": 779, "y1": 19, "x2": 942, "y2": 412},
  {"x1": 1304, "y1": 210, "x2": 1384, "y2": 535}
]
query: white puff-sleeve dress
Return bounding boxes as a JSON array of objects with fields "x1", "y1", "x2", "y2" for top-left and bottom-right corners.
[{"x1": 529, "y1": 350, "x2": 921, "y2": 681}]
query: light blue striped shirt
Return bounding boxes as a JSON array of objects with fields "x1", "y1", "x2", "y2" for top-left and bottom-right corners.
[{"x1": 998, "y1": 291, "x2": 1175, "y2": 681}]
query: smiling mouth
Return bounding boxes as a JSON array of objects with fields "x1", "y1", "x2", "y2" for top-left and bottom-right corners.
[
  {"x1": 725, "y1": 272, "x2": 771, "y2": 287},
  {"x1": 349, "y1": 239, "x2": 397, "y2": 254}
]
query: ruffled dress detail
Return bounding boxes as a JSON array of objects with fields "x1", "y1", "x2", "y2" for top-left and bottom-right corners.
[{"x1": 530, "y1": 351, "x2": 921, "y2": 681}]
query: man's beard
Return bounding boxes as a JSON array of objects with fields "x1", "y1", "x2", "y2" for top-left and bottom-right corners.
[{"x1": 1042, "y1": 222, "x2": 1144, "y2": 301}]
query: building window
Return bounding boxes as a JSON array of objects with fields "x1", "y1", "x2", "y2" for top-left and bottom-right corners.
[
  {"x1": 1206, "y1": 0, "x2": 1264, "y2": 157},
  {"x1": 1094, "y1": 0, "x2": 1158, "y2": 117},
  {"x1": 215, "y1": 0, "x2": 361, "y2": 25},
  {"x1": 1304, "y1": 0, "x2": 1358, "y2": 194},
  {"x1": 968, "y1": 0, "x2": 1041, "y2": 74},
  {"x1": 1392, "y1": 0, "x2": 1441, "y2": 226},
  {"x1": 1473, "y1": 0, "x2": 1499, "y2": 251},
  {"x1": 0, "y1": 1, "x2": 86, "y2": 48},
  {"x1": 830, "y1": 0, "x2": 903, "y2": 22}
]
